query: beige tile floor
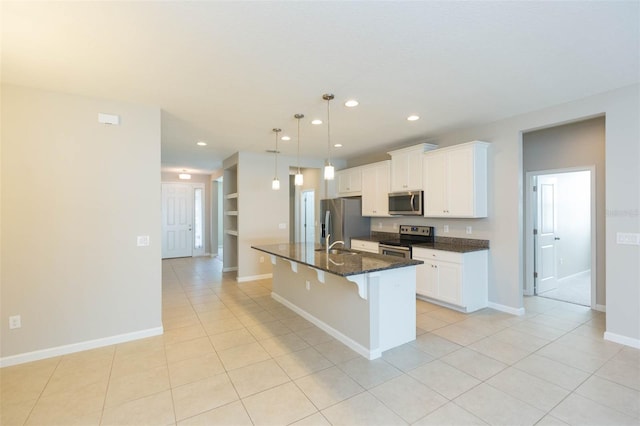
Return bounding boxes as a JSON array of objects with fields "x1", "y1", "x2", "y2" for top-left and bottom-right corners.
[{"x1": 2, "y1": 257, "x2": 639, "y2": 425}]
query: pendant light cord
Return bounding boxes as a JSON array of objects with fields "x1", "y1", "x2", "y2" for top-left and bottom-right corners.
[
  {"x1": 326, "y1": 97, "x2": 331, "y2": 165},
  {"x1": 297, "y1": 117, "x2": 301, "y2": 174},
  {"x1": 274, "y1": 129, "x2": 279, "y2": 177}
]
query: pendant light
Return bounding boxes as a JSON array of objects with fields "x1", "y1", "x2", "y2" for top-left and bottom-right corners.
[
  {"x1": 272, "y1": 128, "x2": 281, "y2": 190},
  {"x1": 323, "y1": 93, "x2": 335, "y2": 180},
  {"x1": 294, "y1": 113, "x2": 304, "y2": 186}
]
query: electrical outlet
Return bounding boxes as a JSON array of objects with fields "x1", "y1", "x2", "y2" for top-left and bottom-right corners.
[
  {"x1": 137, "y1": 235, "x2": 150, "y2": 246},
  {"x1": 306, "y1": 281, "x2": 311, "y2": 291},
  {"x1": 617, "y1": 232, "x2": 640, "y2": 245},
  {"x1": 9, "y1": 315, "x2": 21, "y2": 329},
  {"x1": 260, "y1": 256, "x2": 264, "y2": 263},
  {"x1": 378, "y1": 222, "x2": 382, "y2": 229},
  {"x1": 466, "y1": 226, "x2": 472, "y2": 234},
  {"x1": 443, "y1": 225, "x2": 449, "y2": 233},
  {"x1": 393, "y1": 223, "x2": 398, "y2": 230}
]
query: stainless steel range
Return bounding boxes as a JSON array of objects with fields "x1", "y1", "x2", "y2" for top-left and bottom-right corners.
[{"x1": 378, "y1": 225, "x2": 435, "y2": 259}]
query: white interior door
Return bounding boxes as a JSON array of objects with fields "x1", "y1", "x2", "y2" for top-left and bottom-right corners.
[
  {"x1": 162, "y1": 183, "x2": 193, "y2": 259},
  {"x1": 535, "y1": 176, "x2": 558, "y2": 294}
]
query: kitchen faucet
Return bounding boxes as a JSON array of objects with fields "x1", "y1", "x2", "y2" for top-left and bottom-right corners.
[{"x1": 325, "y1": 234, "x2": 345, "y2": 255}]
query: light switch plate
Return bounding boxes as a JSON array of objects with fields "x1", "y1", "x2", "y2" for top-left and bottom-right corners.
[
  {"x1": 278, "y1": 223, "x2": 286, "y2": 229},
  {"x1": 137, "y1": 235, "x2": 150, "y2": 246}
]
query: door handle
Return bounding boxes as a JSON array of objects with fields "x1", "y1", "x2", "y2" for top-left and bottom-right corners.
[{"x1": 554, "y1": 237, "x2": 560, "y2": 240}]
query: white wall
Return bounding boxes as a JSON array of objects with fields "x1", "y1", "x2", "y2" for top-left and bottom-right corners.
[
  {"x1": 1, "y1": 85, "x2": 162, "y2": 364},
  {"x1": 372, "y1": 85, "x2": 639, "y2": 345}
]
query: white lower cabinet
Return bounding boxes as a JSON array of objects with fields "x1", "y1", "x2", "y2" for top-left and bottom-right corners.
[
  {"x1": 413, "y1": 247, "x2": 488, "y2": 312},
  {"x1": 351, "y1": 239, "x2": 379, "y2": 254}
]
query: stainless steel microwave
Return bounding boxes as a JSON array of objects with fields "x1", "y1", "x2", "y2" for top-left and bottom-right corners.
[{"x1": 388, "y1": 191, "x2": 423, "y2": 216}]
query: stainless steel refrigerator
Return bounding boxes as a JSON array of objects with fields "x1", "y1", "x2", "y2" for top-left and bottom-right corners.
[{"x1": 320, "y1": 198, "x2": 371, "y2": 248}]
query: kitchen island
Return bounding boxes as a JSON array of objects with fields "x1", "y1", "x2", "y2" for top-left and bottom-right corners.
[{"x1": 252, "y1": 243, "x2": 422, "y2": 359}]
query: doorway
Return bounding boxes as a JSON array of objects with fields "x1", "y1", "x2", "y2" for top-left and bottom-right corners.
[
  {"x1": 525, "y1": 168, "x2": 595, "y2": 307},
  {"x1": 161, "y1": 182, "x2": 206, "y2": 259}
]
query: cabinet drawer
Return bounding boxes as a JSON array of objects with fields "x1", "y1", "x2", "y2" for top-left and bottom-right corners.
[
  {"x1": 412, "y1": 247, "x2": 462, "y2": 263},
  {"x1": 351, "y1": 239, "x2": 379, "y2": 254}
]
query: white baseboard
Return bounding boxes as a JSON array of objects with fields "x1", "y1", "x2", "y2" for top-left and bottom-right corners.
[
  {"x1": 594, "y1": 304, "x2": 606, "y2": 312},
  {"x1": 0, "y1": 326, "x2": 164, "y2": 368},
  {"x1": 222, "y1": 266, "x2": 238, "y2": 272},
  {"x1": 604, "y1": 331, "x2": 640, "y2": 349},
  {"x1": 237, "y1": 273, "x2": 272, "y2": 283},
  {"x1": 488, "y1": 302, "x2": 526, "y2": 316},
  {"x1": 271, "y1": 292, "x2": 381, "y2": 360}
]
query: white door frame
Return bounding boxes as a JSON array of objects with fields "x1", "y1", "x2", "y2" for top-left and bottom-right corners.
[{"x1": 524, "y1": 166, "x2": 597, "y2": 309}]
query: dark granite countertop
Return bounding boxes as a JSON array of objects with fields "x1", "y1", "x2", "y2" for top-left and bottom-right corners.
[
  {"x1": 351, "y1": 234, "x2": 489, "y2": 253},
  {"x1": 252, "y1": 243, "x2": 422, "y2": 277},
  {"x1": 411, "y1": 242, "x2": 488, "y2": 253}
]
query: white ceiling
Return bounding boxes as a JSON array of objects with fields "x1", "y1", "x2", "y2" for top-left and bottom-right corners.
[{"x1": 2, "y1": 1, "x2": 638, "y2": 174}]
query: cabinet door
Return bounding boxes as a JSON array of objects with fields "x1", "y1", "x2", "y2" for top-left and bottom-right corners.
[
  {"x1": 415, "y1": 261, "x2": 429, "y2": 296},
  {"x1": 337, "y1": 170, "x2": 351, "y2": 194},
  {"x1": 362, "y1": 163, "x2": 390, "y2": 216},
  {"x1": 447, "y1": 147, "x2": 474, "y2": 216},
  {"x1": 337, "y1": 168, "x2": 362, "y2": 195},
  {"x1": 414, "y1": 254, "x2": 438, "y2": 298},
  {"x1": 423, "y1": 152, "x2": 448, "y2": 216},
  {"x1": 436, "y1": 261, "x2": 462, "y2": 305},
  {"x1": 375, "y1": 163, "x2": 390, "y2": 215},
  {"x1": 361, "y1": 167, "x2": 377, "y2": 216},
  {"x1": 390, "y1": 154, "x2": 408, "y2": 192}
]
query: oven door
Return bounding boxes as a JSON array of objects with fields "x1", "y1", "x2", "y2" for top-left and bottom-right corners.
[{"x1": 379, "y1": 244, "x2": 411, "y2": 259}]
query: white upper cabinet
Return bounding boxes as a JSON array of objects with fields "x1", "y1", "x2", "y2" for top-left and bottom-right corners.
[
  {"x1": 388, "y1": 143, "x2": 437, "y2": 192},
  {"x1": 423, "y1": 141, "x2": 489, "y2": 218},
  {"x1": 336, "y1": 166, "x2": 362, "y2": 196},
  {"x1": 361, "y1": 161, "x2": 390, "y2": 217}
]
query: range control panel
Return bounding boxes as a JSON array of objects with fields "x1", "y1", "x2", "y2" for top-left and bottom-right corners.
[{"x1": 399, "y1": 225, "x2": 434, "y2": 237}]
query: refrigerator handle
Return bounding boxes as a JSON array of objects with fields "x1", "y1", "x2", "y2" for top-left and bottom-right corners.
[{"x1": 323, "y1": 210, "x2": 331, "y2": 243}]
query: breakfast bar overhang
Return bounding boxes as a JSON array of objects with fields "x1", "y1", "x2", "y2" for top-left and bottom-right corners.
[{"x1": 252, "y1": 243, "x2": 422, "y2": 359}]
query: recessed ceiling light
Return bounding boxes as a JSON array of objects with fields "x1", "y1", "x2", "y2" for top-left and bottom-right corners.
[
  {"x1": 196, "y1": 141, "x2": 207, "y2": 146},
  {"x1": 344, "y1": 100, "x2": 359, "y2": 107},
  {"x1": 407, "y1": 115, "x2": 420, "y2": 121},
  {"x1": 281, "y1": 136, "x2": 291, "y2": 141},
  {"x1": 311, "y1": 119, "x2": 323, "y2": 125},
  {"x1": 334, "y1": 143, "x2": 343, "y2": 148}
]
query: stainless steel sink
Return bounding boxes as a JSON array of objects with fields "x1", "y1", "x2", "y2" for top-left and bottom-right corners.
[{"x1": 316, "y1": 248, "x2": 358, "y2": 255}]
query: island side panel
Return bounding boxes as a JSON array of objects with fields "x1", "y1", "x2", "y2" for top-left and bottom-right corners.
[
  {"x1": 271, "y1": 259, "x2": 372, "y2": 353},
  {"x1": 375, "y1": 266, "x2": 417, "y2": 351}
]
